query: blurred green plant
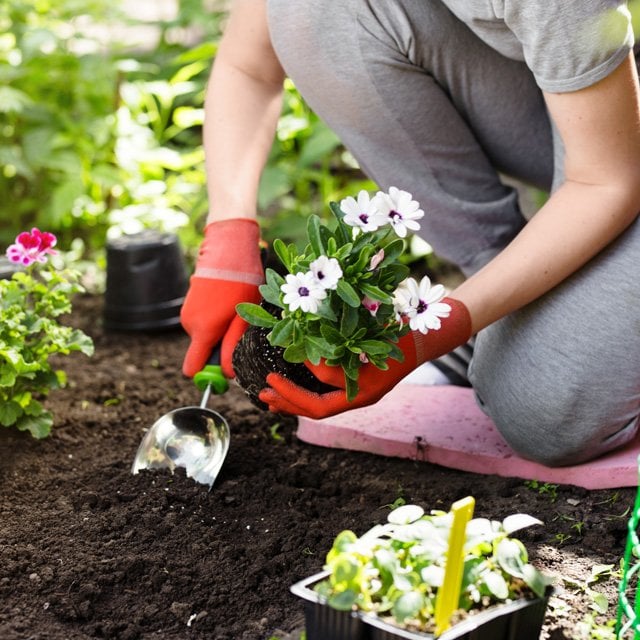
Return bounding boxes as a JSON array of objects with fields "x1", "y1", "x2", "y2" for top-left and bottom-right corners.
[
  {"x1": 1, "y1": 0, "x2": 440, "y2": 278},
  {"x1": 0, "y1": 0, "x2": 121, "y2": 250},
  {"x1": 1, "y1": 228, "x2": 94, "y2": 438}
]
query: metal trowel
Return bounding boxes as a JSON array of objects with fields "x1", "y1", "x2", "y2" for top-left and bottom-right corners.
[{"x1": 131, "y1": 347, "x2": 230, "y2": 489}]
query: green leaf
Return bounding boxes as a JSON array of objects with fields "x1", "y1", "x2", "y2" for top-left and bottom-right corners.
[
  {"x1": 334, "y1": 242, "x2": 354, "y2": 262},
  {"x1": 259, "y1": 269, "x2": 285, "y2": 308},
  {"x1": 345, "y1": 376, "x2": 359, "y2": 403},
  {"x1": 313, "y1": 301, "x2": 338, "y2": 323},
  {"x1": 359, "y1": 283, "x2": 392, "y2": 304},
  {"x1": 392, "y1": 591, "x2": 425, "y2": 624},
  {"x1": 0, "y1": 401, "x2": 22, "y2": 427},
  {"x1": 329, "y1": 202, "x2": 350, "y2": 244},
  {"x1": 336, "y1": 280, "x2": 360, "y2": 307},
  {"x1": 259, "y1": 282, "x2": 283, "y2": 308},
  {"x1": 269, "y1": 317, "x2": 295, "y2": 347},
  {"x1": 340, "y1": 303, "x2": 359, "y2": 338},
  {"x1": 17, "y1": 412, "x2": 53, "y2": 439},
  {"x1": 0, "y1": 87, "x2": 34, "y2": 114},
  {"x1": 522, "y1": 564, "x2": 553, "y2": 599},
  {"x1": 328, "y1": 589, "x2": 358, "y2": 612},
  {"x1": 387, "y1": 342, "x2": 405, "y2": 363},
  {"x1": 484, "y1": 570, "x2": 510, "y2": 600},
  {"x1": 588, "y1": 589, "x2": 609, "y2": 615},
  {"x1": 321, "y1": 325, "x2": 345, "y2": 345},
  {"x1": 347, "y1": 245, "x2": 374, "y2": 276},
  {"x1": 304, "y1": 335, "x2": 334, "y2": 364},
  {"x1": 496, "y1": 538, "x2": 528, "y2": 579},
  {"x1": 68, "y1": 330, "x2": 95, "y2": 356},
  {"x1": 307, "y1": 214, "x2": 324, "y2": 257},
  {"x1": 379, "y1": 238, "x2": 405, "y2": 267},
  {"x1": 333, "y1": 556, "x2": 360, "y2": 585},
  {"x1": 358, "y1": 340, "x2": 392, "y2": 356},
  {"x1": 283, "y1": 342, "x2": 307, "y2": 363},
  {"x1": 273, "y1": 238, "x2": 293, "y2": 272},
  {"x1": 236, "y1": 303, "x2": 278, "y2": 328}
]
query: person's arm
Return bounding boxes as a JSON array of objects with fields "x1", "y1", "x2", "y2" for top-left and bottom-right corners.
[
  {"x1": 181, "y1": 0, "x2": 286, "y2": 377},
  {"x1": 259, "y1": 53, "x2": 640, "y2": 419},
  {"x1": 453, "y1": 52, "x2": 640, "y2": 332},
  {"x1": 204, "y1": 0, "x2": 286, "y2": 222}
]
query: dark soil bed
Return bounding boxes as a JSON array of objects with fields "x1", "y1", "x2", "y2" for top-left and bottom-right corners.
[{"x1": 0, "y1": 295, "x2": 635, "y2": 640}]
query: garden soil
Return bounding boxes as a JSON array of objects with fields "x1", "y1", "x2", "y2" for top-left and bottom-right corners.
[{"x1": 1, "y1": 295, "x2": 635, "y2": 640}]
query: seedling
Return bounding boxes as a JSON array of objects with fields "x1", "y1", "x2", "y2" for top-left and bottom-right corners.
[
  {"x1": 269, "y1": 422, "x2": 284, "y2": 442},
  {"x1": 524, "y1": 480, "x2": 559, "y2": 502},
  {"x1": 313, "y1": 500, "x2": 553, "y2": 634}
]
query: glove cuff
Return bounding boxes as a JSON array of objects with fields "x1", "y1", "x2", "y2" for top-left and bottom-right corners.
[{"x1": 196, "y1": 218, "x2": 263, "y2": 276}]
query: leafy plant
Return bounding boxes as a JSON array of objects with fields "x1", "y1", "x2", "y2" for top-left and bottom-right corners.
[
  {"x1": 313, "y1": 502, "x2": 553, "y2": 634},
  {"x1": 0, "y1": 229, "x2": 94, "y2": 438},
  {"x1": 237, "y1": 187, "x2": 452, "y2": 400},
  {"x1": 524, "y1": 479, "x2": 559, "y2": 502}
]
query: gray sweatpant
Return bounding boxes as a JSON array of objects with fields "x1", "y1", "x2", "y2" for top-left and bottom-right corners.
[{"x1": 266, "y1": 0, "x2": 640, "y2": 466}]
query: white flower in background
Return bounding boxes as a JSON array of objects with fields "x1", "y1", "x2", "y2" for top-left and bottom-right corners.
[
  {"x1": 281, "y1": 272, "x2": 327, "y2": 313},
  {"x1": 393, "y1": 276, "x2": 451, "y2": 334},
  {"x1": 374, "y1": 187, "x2": 424, "y2": 238},
  {"x1": 310, "y1": 255, "x2": 343, "y2": 290},
  {"x1": 340, "y1": 190, "x2": 387, "y2": 232}
]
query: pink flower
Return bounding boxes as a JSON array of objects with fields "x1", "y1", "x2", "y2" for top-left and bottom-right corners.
[
  {"x1": 362, "y1": 296, "x2": 381, "y2": 317},
  {"x1": 368, "y1": 249, "x2": 385, "y2": 271},
  {"x1": 6, "y1": 228, "x2": 58, "y2": 266}
]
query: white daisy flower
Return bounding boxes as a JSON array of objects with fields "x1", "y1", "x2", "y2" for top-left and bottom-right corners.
[
  {"x1": 392, "y1": 276, "x2": 450, "y2": 334},
  {"x1": 281, "y1": 271, "x2": 327, "y2": 313},
  {"x1": 310, "y1": 255, "x2": 342, "y2": 290},
  {"x1": 374, "y1": 187, "x2": 424, "y2": 238},
  {"x1": 340, "y1": 190, "x2": 387, "y2": 232}
]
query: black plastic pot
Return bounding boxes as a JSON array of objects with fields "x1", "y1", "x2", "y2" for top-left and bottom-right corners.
[
  {"x1": 103, "y1": 230, "x2": 188, "y2": 331},
  {"x1": 291, "y1": 571, "x2": 551, "y2": 640}
]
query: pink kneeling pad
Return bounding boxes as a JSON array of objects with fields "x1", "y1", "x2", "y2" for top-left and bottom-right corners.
[{"x1": 296, "y1": 385, "x2": 639, "y2": 490}]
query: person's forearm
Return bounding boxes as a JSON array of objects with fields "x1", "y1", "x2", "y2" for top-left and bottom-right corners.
[
  {"x1": 203, "y1": 0, "x2": 285, "y2": 224},
  {"x1": 204, "y1": 62, "x2": 284, "y2": 223},
  {"x1": 453, "y1": 181, "x2": 640, "y2": 333},
  {"x1": 453, "y1": 53, "x2": 640, "y2": 334}
]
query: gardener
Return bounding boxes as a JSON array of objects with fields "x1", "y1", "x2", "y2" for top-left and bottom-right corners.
[{"x1": 180, "y1": 0, "x2": 640, "y2": 467}]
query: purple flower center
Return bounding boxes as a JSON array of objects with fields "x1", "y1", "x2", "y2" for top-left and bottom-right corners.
[
  {"x1": 389, "y1": 210, "x2": 401, "y2": 221},
  {"x1": 316, "y1": 271, "x2": 325, "y2": 280},
  {"x1": 298, "y1": 286, "x2": 310, "y2": 297},
  {"x1": 359, "y1": 213, "x2": 369, "y2": 224},
  {"x1": 416, "y1": 300, "x2": 428, "y2": 314}
]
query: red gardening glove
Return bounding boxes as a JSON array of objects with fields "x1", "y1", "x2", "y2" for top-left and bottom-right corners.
[
  {"x1": 258, "y1": 298, "x2": 472, "y2": 419},
  {"x1": 181, "y1": 218, "x2": 264, "y2": 378}
]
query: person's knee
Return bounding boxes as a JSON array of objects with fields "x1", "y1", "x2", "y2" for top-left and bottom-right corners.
[{"x1": 474, "y1": 383, "x2": 639, "y2": 467}]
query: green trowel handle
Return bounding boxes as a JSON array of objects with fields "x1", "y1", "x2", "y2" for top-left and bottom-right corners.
[{"x1": 193, "y1": 344, "x2": 229, "y2": 395}]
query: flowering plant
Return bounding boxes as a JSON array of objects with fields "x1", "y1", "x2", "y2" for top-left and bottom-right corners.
[
  {"x1": 236, "y1": 187, "x2": 451, "y2": 401},
  {"x1": 1, "y1": 228, "x2": 94, "y2": 438}
]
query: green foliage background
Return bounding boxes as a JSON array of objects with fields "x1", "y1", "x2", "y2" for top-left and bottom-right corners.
[
  {"x1": 4, "y1": 0, "x2": 636, "y2": 276},
  {"x1": 0, "y1": 0, "x2": 378, "y2": 276}
]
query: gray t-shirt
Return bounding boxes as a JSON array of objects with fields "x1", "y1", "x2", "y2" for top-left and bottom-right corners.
[{"x1": 439, "y1": 0, "x2": 636, "y2": 92}]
